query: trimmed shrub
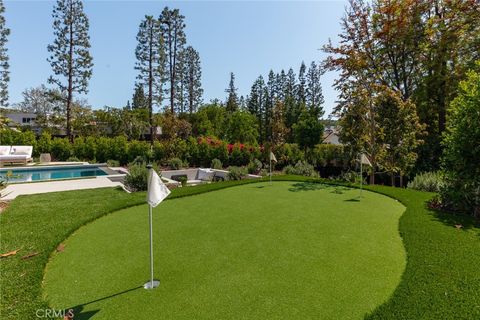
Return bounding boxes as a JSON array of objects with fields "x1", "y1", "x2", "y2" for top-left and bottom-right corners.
[
  {"x1": 247, "y1": 159, "x2": 262, "y2": 174},
  {"x1": 50, "y1": 138, "x2": 72, "y2": 161},
  {"x1": 152, "y1": 141, "x2": 166, "y2": 163},
  {"x1": 211, "y1": 158, "x2": 223, "y2": 170},
  {"x1": 127, "y1": 140, "x2": 151, "y2": 163},
  {"x1": 36, "y1": 132, "x2": 52, "y2": 155},
  {"x1": 124, "y1": 162, "x2": 149, "y2": 192},
  {"x1": 107, "y1": 159, "x2": 120, "y2": 167},
  {"x1": 407, "y1": 172, "x2": 444, "y2": 193},
  {"x1": 227, "y1": 166, "x2": 248, "y2": 180},
  {"x1": 283, "y1": 161, "x2": 318, "y2": 177},
  {"x1": 110, "y1": 136, "x2": 129, "y2": 164},
  {"x1": 66, "y1": 156, "x2": 81, "y2": 162},
  {"x1": 168, "y1": 157, "x2": 183, "y2": 170}
]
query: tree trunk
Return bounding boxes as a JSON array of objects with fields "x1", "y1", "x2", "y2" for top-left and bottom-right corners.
[
  {"x1": 391, "y1": 173, "x2": 395, "y2": 187},
  {"x1": 399, "y1": 175, "x2": 404, "y2": 188},
  {"x1": 66, "y1": 1, "x2": 74, "y2": 143}
]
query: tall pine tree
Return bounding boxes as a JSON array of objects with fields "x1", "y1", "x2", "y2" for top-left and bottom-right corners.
[
  {"x1": 0, "y1": 0, "x2": 9, "y2": 107},
  {"x1": 160, "y1": 7, "x2": 186, "y2": 114},
  {"x1": 306, "y1": 61, "x2": 325, "y2": 118},
  {"x1": 135, "y1": 15, "x2": 163, "y2": 143},
  {"x1": 296, "y1": 62, "x2": 307, "y2": 105},
  {"x1": 225, "y1": 72, "x2": 238, "y2": 112},
  {"x1": 265, "y1": 70, "x2": 277, "y2": 142},
  {"x1": 47, "y1": 0, "x2": 93, "y2": 141},
  {"x1": 247, "y1": 76, "x2": 266, "y2": 142},
  {"x1": 182, "y1": 46, "x2": 202, "y2": 114}
]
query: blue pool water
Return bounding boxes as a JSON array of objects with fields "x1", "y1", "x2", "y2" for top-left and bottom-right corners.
[{"x1": 0, "y1": 165, "x2": 108, "y2": 183}]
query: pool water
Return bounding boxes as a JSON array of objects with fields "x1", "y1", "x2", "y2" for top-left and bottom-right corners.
[{"x1": 0, "y1": 165, "x2": 108, "y2": 183}]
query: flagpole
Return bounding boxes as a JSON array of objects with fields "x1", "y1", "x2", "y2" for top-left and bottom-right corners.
[
  {"x1": 144, "y1": 165, "x2": 160, "y2": 290},
  {"x1": 149, "y1": 203, "x2": 154, "y2": 286}
]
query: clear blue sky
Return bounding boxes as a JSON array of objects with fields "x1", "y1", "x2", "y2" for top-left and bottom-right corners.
[{"x1": 4, "y1": 0, "x2": 346, "y2": 116}]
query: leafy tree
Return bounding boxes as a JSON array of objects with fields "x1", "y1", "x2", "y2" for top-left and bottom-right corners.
[
  {"x1": 225, "y1": 72, "x2": 238, "y2": 113},
  {"x1": 440, "y1": 64, "x2": 480, "y2": 217},
  {"x1": 224, "y1": 110, "x2": 258, "y2": 144},
  {"x1": 191, "y1": 102, "x2": 226, "y2": 138},
  {"x1": 376, "y1": 87, "x2": 424, "y2": 187},
  {"x1": 293, "y1": 107, "x2": 324, "y2": 155},
  {"x1": 131, "y1": 84, "x2": 148, "y2": 109},
  {"x1": 47, "y1": 0, "x2": 93, "y2": 141},
  {"x1": 161, "y1": 111, "x2": 191, "y2": 140},
  {"x1": 160, "y1": 7, "x2": 186, "y2": 114},
  {"x1": 323, "y1": 0, "x2": 480, "y2": 172},
  {"x1": 15, "y1": 85, "x2": 61, "y2": 120},
  {"x1": 182, "y1": 46, "x2": 203, "y2": 114},
  {"x1": 0, "y1": 0, "x2": 9, "y2": 107},
  {"x1": 416, "y1": 0, "x2": 480, "y2": 172},
  {"x1": 135, "y1": 15, "x2": 163, "y2": 142},
  {"x1": 305, "y1": 61, "x2": 324, "y2": 118}
]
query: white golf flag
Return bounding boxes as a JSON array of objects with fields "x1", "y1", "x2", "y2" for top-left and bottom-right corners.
[
  {"x1": 270, "y1": 151, "x2": 277, "y2": 163},
  {"x1": 147, "y1": 169, "x2": 171, "y2": 208},
  {"x1": 360, "y1": 153, "x2": 372, "y2": 167}
]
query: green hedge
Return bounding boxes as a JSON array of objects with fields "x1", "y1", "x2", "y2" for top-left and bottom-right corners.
[{"x1": 0, "y1": 130, "x2": 349, "y2": 168}]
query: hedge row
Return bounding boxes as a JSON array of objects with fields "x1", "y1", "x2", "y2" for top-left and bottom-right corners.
[{"x1": 0, "y1": 130, "x2": 350, "y2": 168}]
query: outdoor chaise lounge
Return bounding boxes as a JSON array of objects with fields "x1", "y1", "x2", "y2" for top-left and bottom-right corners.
[{"x1": 0, "y1": 146, "x2": 33, "y2": 166}]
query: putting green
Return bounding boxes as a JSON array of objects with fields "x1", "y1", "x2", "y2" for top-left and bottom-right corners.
[{"x1": 43, "y1": 182, "x2": 406, "y2": 319}]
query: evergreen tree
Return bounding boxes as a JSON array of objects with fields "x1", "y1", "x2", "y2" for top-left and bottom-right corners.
[
  {"x1": 182, "y1": 46, "x2": 202, "y2": 114},
  {"x1": 132, "y1": 84, "x2": 148, "y2": 109},
  {"x1": 160, "y1": 7, "x2": 186, "y2": 114},
  {"x1": 175, "y1": 48, "x2": 186, "y2": 113},
  {"x1": 47, "y1": 0, "x2": 93, "y2": 141},
  {"x1": 276, "y1": 70, "x2": 287, "y2": 102},
  {"x1": 296, "y1": 61, "x2": 307, "y2": 104},
  {"x1": 265, "y1": 70, "x2": 277, "y2": 142},
  {"x1": 225, "y1": 72, "x2": 238, "y2": 112},
  {"x1": 284, "y1": 68, "x2": 299, "y2": 142},
  {"x1": 0, "y1": 0, "x2": 9, "y2": 107},
  {"x1": 247, "y1": 76, "x2": 266, "y2": 142},
  {"x1": 285, "y1": 68, "x2": 296, "y2": 98},
  {"x1": 135, "y1": 15, "x2": 163, "y2": 143},
  {"x1": 306, "y1": 61, "x2": 325, "y2": 118}
]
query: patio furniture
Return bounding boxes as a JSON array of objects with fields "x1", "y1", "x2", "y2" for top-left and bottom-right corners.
[
  {"x1": 0, "y1": 146, "x2": 33, "y2": 166},
  {"x1": 39, "y1": 153, "x2": 51, "y2": 163}
]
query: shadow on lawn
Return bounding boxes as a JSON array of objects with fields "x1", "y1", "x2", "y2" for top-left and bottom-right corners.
[
  {"x1": 429, "y1": 205, "x2": 480, "y2": 236},
  {"x1": 67, "y1": 286, "x2": 142, "y2": 319},
  {"x1": 288, "y1": 182, "x2": 332, "y2": 192},
  {"x1": 288, "y1": 182, "x2": 353, "y2": 195}
]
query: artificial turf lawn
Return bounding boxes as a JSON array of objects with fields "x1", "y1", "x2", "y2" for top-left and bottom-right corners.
[
  {"x1": 43, "y1": 181, "x2": 406, "y2": 320},
  {"x1": 1, "y1": 176, "x2": 479, "y2": 319}
]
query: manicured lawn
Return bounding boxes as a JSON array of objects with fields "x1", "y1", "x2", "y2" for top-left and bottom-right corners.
[
  {"x1": 1, "y1": 176, "x2": 479, "y2": 319},
  {"x1": 43, "y1": 181, "x2": 406, "y2": 319}
]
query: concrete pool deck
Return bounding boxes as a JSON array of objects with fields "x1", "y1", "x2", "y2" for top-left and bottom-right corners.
[{"x1": 0, "y1": 176, "x2": 124, "y2": 200}]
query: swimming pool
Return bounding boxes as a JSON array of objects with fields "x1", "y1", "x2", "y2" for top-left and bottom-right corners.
[{"x1": 0, "y1": 165, "x2": 109, "y2": 183}]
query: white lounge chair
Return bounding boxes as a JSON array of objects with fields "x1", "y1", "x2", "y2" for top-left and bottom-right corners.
[{"x1": 0, "y1": 145, "x2": 33, "y2": 166}]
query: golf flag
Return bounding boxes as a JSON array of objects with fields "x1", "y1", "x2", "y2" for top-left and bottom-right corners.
[
  {"x1": 147, "y1": 169, "x2": 171, "y2": 208},
  {"x1": 360, "y1": 153, "x2": 372, "y2": 167},
  {"x1": 270, "y1": 151, "x2": 277, "y2": 163}
]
